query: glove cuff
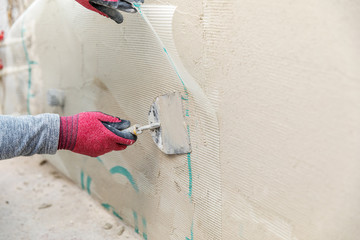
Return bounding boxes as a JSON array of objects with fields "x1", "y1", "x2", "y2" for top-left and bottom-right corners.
[{"x1": 58, "y1": 115, "x2": 79, "y2": 150}]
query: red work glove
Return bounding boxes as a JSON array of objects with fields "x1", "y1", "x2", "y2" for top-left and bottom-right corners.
[
  {"x1": 75, "y1": 0, "x2": 144, "y2": 24},
  {"x1": 58, "y1": 112, "x2": 136, "y2": 157}
]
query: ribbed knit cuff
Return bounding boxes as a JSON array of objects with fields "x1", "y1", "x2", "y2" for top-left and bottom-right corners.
[{"x1": 58, "y1": 115, "x2": 79, "y2": 151}]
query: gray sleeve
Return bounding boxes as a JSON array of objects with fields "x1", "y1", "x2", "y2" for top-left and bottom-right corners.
[{"x1": 0, "y1": 114, "x2": 60, "y2": 160}]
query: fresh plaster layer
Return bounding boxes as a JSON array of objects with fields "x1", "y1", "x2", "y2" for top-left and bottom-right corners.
[
  {"x1": 4, "y1": 0, "x2": 221, "y2": 238},
  {"x1": 216, "y1": 1, "x2": 360, "y2": 239},
  {"x1": 2, "y1": 0, "x2": 360, "y2": 239}
]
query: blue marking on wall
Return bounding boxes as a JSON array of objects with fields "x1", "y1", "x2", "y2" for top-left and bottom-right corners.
[
  {"x1": 112, "y1": 210, "x2": 123, "y2": 220},
  {"x1": 161, "y1": 45, "x2": 193, "y2": 202},
  {"x1": 102, "y1": 203, "x2": 111, "y2": 210},
  {"x1": 133, "y1": 3, "x2": 143, "y2": 15},
  {"x1": 186, "y1": 221, "x2": 194, "y2": 240},
  {"x1": 96, "y1": 157, "x2": 147, "y2": 237},
  {"x1": 80, "y1": 170, "x2": 85, "y2": 190},
  {"x1": 142, "y1": 217, "x2": 148, "y2": 240},
  {"x1": 96, "y1": 157, "x2": 103, "y2": 164},
  {"x1": 182, "y1": 97, "x2": 188, "y2": 101},
  {"x1": 187, "y1": 153, "x2": 193, "y2": 199},
  {"x1": 21, "y1": 20, "x2": 37, "y2": 115},
  {"x1": 102, "y1": 203, "x2": 123, "y2": 220},
  {"x1": 80, "y1": 170, "x2": 92, "y2": 195},
  {"x1": 86, "y1": 175, "x2": 92, "y2": 195},
  {"x1": 110, "y1": 166, "x2": 139, "y2": 192},
  {"x1": 133, "y1": 210, "x2": 139, "y2": 234},
  {"x1": 133, "y1": 4, "x2": 195, "y2": 238}
]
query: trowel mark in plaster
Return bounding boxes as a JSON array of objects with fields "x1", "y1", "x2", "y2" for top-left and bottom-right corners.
[
  {"x1": 133, "y1": 3, "x2": 193, "y2": 201},
  {"x1": 21, "y1": 18, "x2": 37, "y2": 115}
]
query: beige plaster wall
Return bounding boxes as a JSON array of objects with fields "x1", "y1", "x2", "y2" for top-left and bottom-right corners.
[
  {"x1": 2, "y1": 0, "x2": 360, "y2": 239},
  {"x1": 214, "y1": 1, "x2": 360, "y2": 239},
  {"x1": 166, "y1": 0, "x2": 360, "y2": 239}
]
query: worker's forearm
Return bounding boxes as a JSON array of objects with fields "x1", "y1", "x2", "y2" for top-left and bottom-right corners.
[{"x1": 0, "y1": 114, "x2": 60, "y2": 160}]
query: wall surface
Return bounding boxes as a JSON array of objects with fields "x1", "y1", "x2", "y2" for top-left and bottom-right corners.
[{"x1": 2, "y1": 0, "x2": 360, "y2": 239}]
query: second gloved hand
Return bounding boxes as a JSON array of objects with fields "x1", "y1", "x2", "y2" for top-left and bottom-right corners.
[
  {"x1": 58, "y1": 112, "x2": 136, "y2": 157},
  {"x1": 75, "y1": 0, "x2": 144, "y2": 24}
]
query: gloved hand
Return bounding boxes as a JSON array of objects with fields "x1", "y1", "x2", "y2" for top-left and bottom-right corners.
[
  {"x1": 75, "y1": 0, "x2": 144, "y2": 24},
  {"x1": 58, "y1": 112, "x2": 136, "y2": 157}
]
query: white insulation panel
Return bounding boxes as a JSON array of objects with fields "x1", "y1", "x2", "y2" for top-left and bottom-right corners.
[{"x1": 2, "y1": 0, "x2": 360, "y2": 239}]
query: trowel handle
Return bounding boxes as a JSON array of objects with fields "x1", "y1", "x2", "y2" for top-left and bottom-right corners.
[
  {"x1": 121, "y1": 124, "x2": 140, "y2": 136},
  {"x1": 122, "y1": 123, "x2": 160, "y2": 135}
]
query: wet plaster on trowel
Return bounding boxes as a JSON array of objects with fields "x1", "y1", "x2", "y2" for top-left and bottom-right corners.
[{"x1": 149, "y1": 92, "x2": 191, "y2": 154}]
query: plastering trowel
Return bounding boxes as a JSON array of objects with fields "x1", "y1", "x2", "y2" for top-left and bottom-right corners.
[
  {"x1": 47, "y1": 89, "x2": 191, "y2": 155},
  {"x1": 123, "y1": 92, "x2": 191, "y2": 155}
]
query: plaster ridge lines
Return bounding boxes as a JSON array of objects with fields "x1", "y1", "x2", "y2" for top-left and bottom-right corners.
[
  {"x1": 202, "y1": 0, "x2": 223, "y2": 238},
  {"x1": 133, "y1": 3, "x2": 194, "y2": 203},
  {"x1": 133, "y1": 5, "x2": 196, "y2": 239}
]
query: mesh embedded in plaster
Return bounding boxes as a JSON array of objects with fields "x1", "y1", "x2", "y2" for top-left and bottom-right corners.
[{"x1": 3, "y1": 0, "x2": 221, "y2": 239}]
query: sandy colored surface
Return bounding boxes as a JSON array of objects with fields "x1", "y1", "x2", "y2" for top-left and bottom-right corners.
[
  {"x1": 2, "y1": 0, "x2": 360, "y2": 239},
  {"x1": 0, "y1": 156, "x2": 141, "y2": 240}
]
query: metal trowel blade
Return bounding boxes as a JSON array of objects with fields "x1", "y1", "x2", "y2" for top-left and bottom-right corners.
[{"x1": 148, "y1": 92, "x2": 191, "y2": 155}]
